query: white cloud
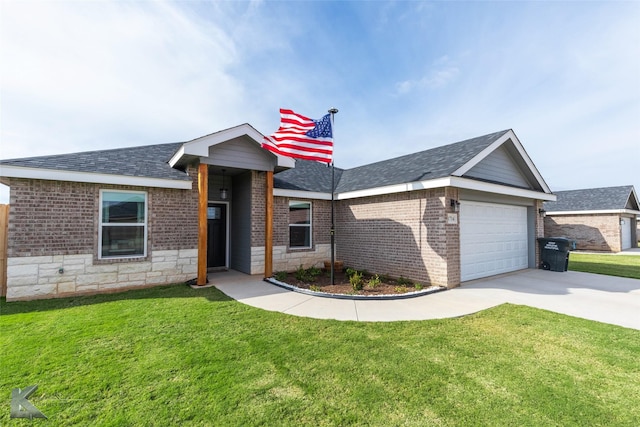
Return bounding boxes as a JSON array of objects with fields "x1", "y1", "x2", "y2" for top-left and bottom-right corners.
[
  {"x1": 0, "y1": 1, "x2": 638, "y2": 203},
  {"x1": 396, "y1": 62, "x2": 460, "y2": 95},
  {"x1": 1, "y1": 0, "x2": 245, "y2": 159}
]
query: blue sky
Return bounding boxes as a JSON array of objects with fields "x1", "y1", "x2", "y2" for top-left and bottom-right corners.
[{"x1": 1, "y1": 1, "x2": 639, "y2": 204}]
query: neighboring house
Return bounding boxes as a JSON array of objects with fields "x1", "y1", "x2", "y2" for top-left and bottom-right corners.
[
  {"x1": 0, "y1": 126, "x2": 554, "y2": 301},
  {"x1": 543, "y1": 186, "x2": 640, "y2": 252}
]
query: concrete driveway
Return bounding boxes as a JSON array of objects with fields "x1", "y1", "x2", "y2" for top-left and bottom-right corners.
[{"x1": 211, "y1": 269, "x2": 640, "y2": 330}]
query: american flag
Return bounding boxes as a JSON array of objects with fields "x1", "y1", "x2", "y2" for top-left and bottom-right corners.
[{"x1": 262, "y1": 109, "x2": 333, "y2": 164}]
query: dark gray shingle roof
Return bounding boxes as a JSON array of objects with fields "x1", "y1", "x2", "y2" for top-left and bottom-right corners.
[
  {"x1": 1, "y1": 129, "x2": 514, "y2": 192},
  {"x1": 274, "y1": 130, "x2": 510, "y2": 193},
  {"x1": 544, "y1": 186, "x2": 638, "y2": 212},
  {"x1": 274, "y1": 160, "x2": 343, "y2": 193},
  {"x1": 0, "y1": 142, "x2": 190, "y2": 181}
]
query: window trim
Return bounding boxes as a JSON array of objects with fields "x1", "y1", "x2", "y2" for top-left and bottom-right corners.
[
  {"x1": 98, "y1": 189, "x2": 148, "y2": 260},
  {"x1": 288, "y1": 200, "x2": 312, "y2": 249}
]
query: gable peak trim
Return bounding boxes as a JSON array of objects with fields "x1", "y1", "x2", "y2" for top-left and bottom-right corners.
[{"x1": 451, "y1": 129, "x2": 551, "y2": 194}]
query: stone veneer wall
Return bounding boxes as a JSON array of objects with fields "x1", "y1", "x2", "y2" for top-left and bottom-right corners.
[
  {"x1": 251, "y1": 244, "x2": 331, "y2": 274},
  {"x1": 544, "y1": 213, "x2": 622, "y2": 252},
  {"x1": 7, "y1": 250, "x2": 197, "y2": 301},
  {"x1": 335, "y1": 188, "x2": 460, "y2": 288},
  {"x1": 5, "y1": 167, "x2": 199, "y2": 300}
]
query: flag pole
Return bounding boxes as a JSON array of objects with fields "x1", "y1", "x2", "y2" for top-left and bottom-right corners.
[{"x1": 328, "y1": 107, "x2": 338, "y2": 285}]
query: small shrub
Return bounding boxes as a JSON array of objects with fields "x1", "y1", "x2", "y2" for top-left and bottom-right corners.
[
  {"x1": 397, "y1": 276, "x2": 413, "y2": 286},
  {"x1": 307, "y1": 266, "x2": 322, "y2": 279},
  {"x1": 309, "y1": 285, "x2": 321, "y2": 292},
  {"x1": 350, "y1": 271, "x2": 363, "y2": 291},
  {"x1": 274, "y1": 271, "x2": 288, "y2": 281},
  {"x1": 367, "y1": 274, "x2": 381, "y2": 288},
  {"x1": 345, "y1": 267, "x2": 357, "y2": 278},
  {"x1": 414, "y1": 283, "x2": 423, "y2": 291},
  {"x1": 295, "y1": 265, "x2": 308, "y2": 281},
  {"x1": 395, "y1": 285, "x2": 408, "y2": 293}
]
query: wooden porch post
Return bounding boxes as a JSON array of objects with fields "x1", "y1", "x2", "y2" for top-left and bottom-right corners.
[
  {"x1": 265, "y1": 170, "x2": 273, "y2": 278},
  {"x1": 197, "y1": 163, "x2": 208, "y2": 286}
]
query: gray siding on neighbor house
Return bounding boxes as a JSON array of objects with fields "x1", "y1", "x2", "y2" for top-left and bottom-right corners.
[
  {"x1": 205, "y1": 137, "x2": 275, "y2": 172},
  {"x1": 464, "y1": 145, "x2": 530, "y2": 188},
  {"x1": 230, "y1": 171, "x2": 252, "y2": 273}
]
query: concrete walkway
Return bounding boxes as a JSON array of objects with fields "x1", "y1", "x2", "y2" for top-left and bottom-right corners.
[{"x1": 211, "y1": 269, "x2": 640, "y2": 330}]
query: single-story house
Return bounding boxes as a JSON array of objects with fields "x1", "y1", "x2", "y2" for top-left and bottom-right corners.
[
  {"x1": 0, "y1": 126, "x2": 555, "y2": 301},
  {"x1": 543, "y1": 186, "x2": 639, "y2": 252}
]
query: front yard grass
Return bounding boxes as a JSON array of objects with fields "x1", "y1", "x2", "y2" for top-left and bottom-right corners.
[
  {"x1": 569, "y1": 252, "x2": 640, "y2": 279},
  {"x1": 2, "y1": 285, "x2": 639, "y2": 426}
]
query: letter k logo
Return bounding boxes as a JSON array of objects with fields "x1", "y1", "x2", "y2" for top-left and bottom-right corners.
[{"x1": 11, "y1": 385, "x2": 47, "y2": 419}]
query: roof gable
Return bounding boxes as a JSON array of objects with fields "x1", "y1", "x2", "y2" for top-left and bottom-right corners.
[
  {"x1": 544, "y1": 185, "x2": 639, "y2": 213},
  {"x1": 276, "y1": 129, "x2": 552, "y2": 199},
  {"x1": 334, "y1": 130, "x2": 510, "y2": 193},
  {"x1": 464, "y1": 145, "x2": 532, "y2": 188},
  {"x1": 169, "y1": 123, "x2": 295, "y2": 170}
]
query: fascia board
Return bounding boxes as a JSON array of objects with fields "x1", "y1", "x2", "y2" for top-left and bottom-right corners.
[
  {"x1": 629, "y1": 187, "x2": 640, "y2": 209},
  {"x1": 546, "y1": 209, "x2": 640, "y2": 216},
  {"x1": 168, "y1": 145, "x2": 185, "y2": 168},
  {"x1": 275, "y1": 175, "x2": 557, "y2": 202},
  {"x1": 171, "y1": 124, "x2": 295, "y2": 170},
  {"x1": 452, "y1": 130, "x2": 552, "y2": 194},
  {"x1": 508, "y1": 133, "x2": 553, "y2": 194},
  {"x1": 449, "y1": 176, "x2": 557, "y2": 201},
  {"x1": 452, "y1": 131, "x2": 513, "y2": 177},
  {"x1": 336, "y1": 178, "x2": 452, "y2": 200},
  {"x1": 0, "y1": 165, "x2": 192, "y2": 190},
  {"x1": 182, "y1": 125, "x2": 261, "y2": 157},
  {"x1": 276, "y1": 156, "x2": 296, "y2": 168},
  {"x1": 273, "y1": 188, "x2": 332, "y2": 200}
]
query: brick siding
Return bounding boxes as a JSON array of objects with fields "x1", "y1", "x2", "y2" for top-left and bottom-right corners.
[
  {"x1": 544, "y1": 213, "x2": 622, "y2": 252},
  {"x1": 251, "y1": 171, "x2": 266, "y2": 248},
  {"x1": 8, "y1": 178, "x2": 96, "y2": 257},
  {"x1": 149, "y1": 166, "x2": 198, "y2": 251},
  {"x1": 7, "y1": 167, "x2": 199, "y2": 259},
  {"x1": 335, "y1": 188, "x2": 460, "y2": 288}
]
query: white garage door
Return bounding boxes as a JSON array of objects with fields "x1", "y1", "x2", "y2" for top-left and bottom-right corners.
[
  {"x1": 621, "y1": 218, "x2": 632, "y2": 250},
  {"x1": 460, "y1": 201, "x2": 529, "y2": 281}
]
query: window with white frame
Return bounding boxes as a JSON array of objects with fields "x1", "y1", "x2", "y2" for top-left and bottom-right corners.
[
  {"x1": 99, "y1": 190, "x2": 147, "y2": 259},
  {"x1": 289, "y1": 201, "x2": 312, "y2": 248}
]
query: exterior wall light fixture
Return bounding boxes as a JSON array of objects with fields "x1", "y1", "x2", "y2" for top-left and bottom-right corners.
[{"x1": 220, "y1": 169, "x2": 228, "y2": 200}]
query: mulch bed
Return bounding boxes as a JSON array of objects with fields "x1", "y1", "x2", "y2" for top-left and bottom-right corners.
[{"x1": 276, "y1": 269, "x2": 427, "y2": 296}]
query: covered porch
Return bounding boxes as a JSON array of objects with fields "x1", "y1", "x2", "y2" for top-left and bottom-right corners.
[{"x1": 168, "y1": 124, "x2": 295, "y2": 285}]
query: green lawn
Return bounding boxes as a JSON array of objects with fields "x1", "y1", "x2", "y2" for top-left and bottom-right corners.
[
  {"x1": 1, "y1": 285, "x2": 639, "y2": 426},
  {"x1": 569, "y1": 252, "x2": 640, "y2": 279}
]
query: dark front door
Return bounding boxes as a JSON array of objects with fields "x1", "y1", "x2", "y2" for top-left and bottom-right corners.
[{"x1": 207, "y1": 203, "x2": 227, "y2": 269}]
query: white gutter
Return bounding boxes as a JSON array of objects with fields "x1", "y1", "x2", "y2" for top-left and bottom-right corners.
[
  {"x1": 545, "y1": 209, "x2": 640, "y2": 216},
  {"x1": 0, "y1": 165, "x2": 193, "y2": 190},
  {"x1": 273, "y1": 188, "x2": 332, "y2": 200},
  {"x1": 274, "y1": 176, "x2": 556, "y2": 202}
]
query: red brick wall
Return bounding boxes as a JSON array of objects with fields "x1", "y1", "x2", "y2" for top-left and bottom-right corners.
[
  {"x1": 544, "y1": 213, "x2": 621, "y2": 252},
  {"x1": 335, "y1": 188, "x2": 458, "y2": 287},
  {"x1": 7, "y1": 169, "x2": 198, "y2": 258}
]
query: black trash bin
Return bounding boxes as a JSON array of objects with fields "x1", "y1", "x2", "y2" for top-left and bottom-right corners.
[{"x1": 537, "y1": 237, "x2": 573, "y2": 272}]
